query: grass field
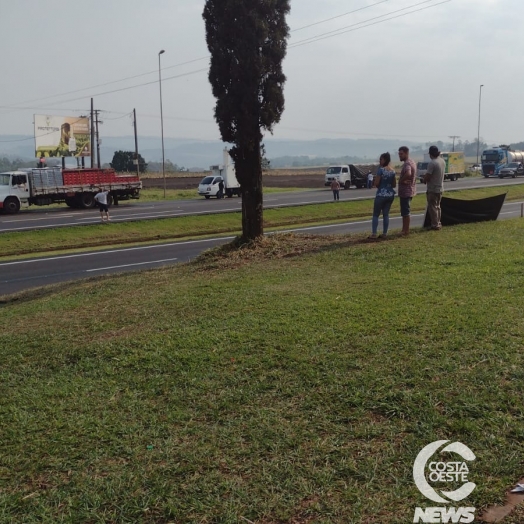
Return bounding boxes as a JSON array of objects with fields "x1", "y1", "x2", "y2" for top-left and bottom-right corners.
[
  {"x1": 2, "y1": 184, "x2": 523, "y2": 260},
  {"x1": 1, "y1": 220, "x2": 524, "y2": 523},
  {"x1": 139, "y1": 187, "x2": 304, "y2": 201}
]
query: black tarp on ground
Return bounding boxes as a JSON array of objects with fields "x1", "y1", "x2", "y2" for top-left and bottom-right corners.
[{"x1": 423, "y1": 193, "x2": 507, "y2": 228}]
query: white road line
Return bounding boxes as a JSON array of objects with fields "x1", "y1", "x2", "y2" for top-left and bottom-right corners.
[
  {"x1": 86, "y1": 258, "x2": 178, "y2": 272},
  {"x1": 0, "y1": 236, "x2": 235, "y2": 267},
  {"x1": 278, "y1": 214, "x2": 426, "y2": 233},
  {"x1": 1, "y1": 214, "x2": 79, "y2": 222}
]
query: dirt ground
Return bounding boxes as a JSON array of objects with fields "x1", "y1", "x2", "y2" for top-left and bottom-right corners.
[{"x1": 142, "y1": 172, "x2": 325, "y2": 190}]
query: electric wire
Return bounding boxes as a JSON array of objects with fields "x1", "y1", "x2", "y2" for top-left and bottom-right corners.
[
  {"x1": 1, "y1": 0, "x2": 448, "y2": 114},
  {"x1": 289, "y1": 0, "x2": 446, "y2": 48},
  {"x1": 0, "y1": 0, "x2": 453, "y2": 143}
]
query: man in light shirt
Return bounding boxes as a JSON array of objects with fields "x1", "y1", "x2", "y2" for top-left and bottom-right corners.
[
  {"x1": 423, "y1": 146, "x2": 446, "y2": 230},
  {"x1": 94, "y1": 189, "x2": 111, "y2": 223}
]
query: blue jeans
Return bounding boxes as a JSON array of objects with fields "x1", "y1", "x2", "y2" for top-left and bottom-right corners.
[
  {"x1": 400, "y1": 197, "x2": 412, "y2": 217},
  {"x1": 372, "y1": 196, "x2": 394, "y2": 235},
  {"x1": 332, "y1": 190, "x2": 339, "y2": 201}
]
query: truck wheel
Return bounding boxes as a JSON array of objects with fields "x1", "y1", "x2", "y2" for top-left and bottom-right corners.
[
  {"x1": 77, "y1": 193, "x2": 96, "y2": 209},
  {"x1": 107, "y1": 194, "x2": 114, "y2": 206},
  {"x1": 3, "y1": 197, "x2": 20, "y2": 214},
  {"x1": 226, "y1": 189, "x2": 233, "y2": 198},
  {"x1": 344, "y1": 180, "x2": 351, "y2": 190},
  {"x1": 449, "y1": 175, "x2": 456, "y2": 181},
  {"x1": 205, "y1": 195, "x2": 210, "y2": 199},
  {"x1": 65, "y1": 197, "x2": 77, "y2": 208}
]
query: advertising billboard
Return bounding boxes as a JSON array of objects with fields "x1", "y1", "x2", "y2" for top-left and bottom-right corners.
[{"x1": 34, "y1": 115, "x2": 91, "y2": 158}]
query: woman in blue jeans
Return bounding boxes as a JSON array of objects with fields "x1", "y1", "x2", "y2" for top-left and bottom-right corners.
[{"x1": 369, "y1": 152, "x2": 396, "y2": 239}]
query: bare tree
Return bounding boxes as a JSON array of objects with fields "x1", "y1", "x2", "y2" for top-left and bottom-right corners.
[{"x1": 203, "y1": 0, "x2": 290, "y2": 241}]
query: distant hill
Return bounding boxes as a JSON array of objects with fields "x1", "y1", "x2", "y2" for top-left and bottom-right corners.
[{"x1": 1, "y1": 135, "x2": 499, "y2": 169}]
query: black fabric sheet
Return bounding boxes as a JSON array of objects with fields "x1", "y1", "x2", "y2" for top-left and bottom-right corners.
[{"x1": 423, "y1": 193, "x2": 507, "y2": 228}]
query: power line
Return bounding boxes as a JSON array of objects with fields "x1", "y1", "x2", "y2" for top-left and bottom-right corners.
[
  {"x1": 0, "y1": 0, "x2": 453, "y2": 131},
  {"x1": 290, "y1": 0, "x2": 448, "y2": 49},
  {"x1": 291, "y1": 0, "x2": 391, "y2": 32},
  {"x1": 0, "y1": 1, "x2": 428, "y2": 114},
  {"x1": 0, "y1": 56, "x2": 209, "y2": 114}
]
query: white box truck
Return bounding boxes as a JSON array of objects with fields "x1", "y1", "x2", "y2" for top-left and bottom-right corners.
[{"x1": 198, "y1": 148, "x2": 241, "y2": 199}]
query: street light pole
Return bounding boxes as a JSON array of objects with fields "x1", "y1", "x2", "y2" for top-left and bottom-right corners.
[
  {"x1": 158, "y1": 49, "x2": 166, "y2": 198},
  {"x1": 476, "y1": 84, "x2": 484, "y2": 165}
]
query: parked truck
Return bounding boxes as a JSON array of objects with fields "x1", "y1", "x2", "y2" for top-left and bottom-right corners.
[
  {"x1": 198, "y1": 148, "x2": 241, "y2": 198},
  {"x1": 416, "y1": 151, "x2": 465, "y2": 182},
  {"x1": 481, "y1": 146, "x2": 524, "y2": 177},
  {"x1": 0, "y1": 167, "x2": 141, "y2": 214},
  {"x1": 324, "y1": 164, "x2": 379, "y2": 189}
]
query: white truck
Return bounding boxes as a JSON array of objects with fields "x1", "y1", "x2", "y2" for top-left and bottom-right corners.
[
  {"x1": 0, "y1": 167, "x2": 141, "y2": 214},
  {"x1": 324, "y1": 164, "x2": 377, "y2": 189},
  {"x1": 198, "y1": 148, "x2": 241, "y2": 199}
]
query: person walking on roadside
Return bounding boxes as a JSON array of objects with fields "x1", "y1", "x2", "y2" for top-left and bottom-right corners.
[
  {"x1": 423, "y1": 145, "x2": 446, "y2": 230},
  {"x1": 331, "y1": 177, "x2": 341, "y2": 201},
  {"x1": 217, "y1": 179, "x2": 225, "y2": 199},
  {"x1": 94, "y1": 189, "x2": 110, "y2": 223},
  {"x1": 398, "y1": 146, "x2": 417, "y2": 235},
  {"x1": 367, "y1": 170, "x2": 374, "y2": 189},
  {"x1": 369, "y1": 152, "x2": 396, "y2": 239}
]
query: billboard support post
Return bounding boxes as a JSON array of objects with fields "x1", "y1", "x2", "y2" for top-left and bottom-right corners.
[{"x1": 91, "y1": 98, "x2": 95, "y2": 168}]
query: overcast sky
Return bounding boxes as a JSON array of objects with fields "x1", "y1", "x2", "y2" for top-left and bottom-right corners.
[{"x1": 0, "y1": 0, "x2": 521, "y2": 146}]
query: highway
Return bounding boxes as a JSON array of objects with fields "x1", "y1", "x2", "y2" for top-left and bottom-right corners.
[
  {"x1": 0, "y1": 176, "x2": 522, "y2": 233},
  {"x1": 1, "y1": 199, "x2": 523, "y2": 297}
]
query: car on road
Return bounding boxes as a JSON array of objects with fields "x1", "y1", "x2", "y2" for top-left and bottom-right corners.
[{"x1": 498, "y1": 162, "x2": 524, "y2": 178}]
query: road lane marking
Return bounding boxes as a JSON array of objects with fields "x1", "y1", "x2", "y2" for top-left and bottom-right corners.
[
  {"x1": 87, "y1": 258, "x2": 178, "y2": 272},
  {"x1": 0, "y1": 236, "x2": 235, "y2": 267}
]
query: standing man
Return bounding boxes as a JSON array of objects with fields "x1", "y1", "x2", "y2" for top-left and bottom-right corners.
[
  {"x1": 330, "y1": 177, "x2": 340, "y2": 201},
  {"x1": 423, "y1": 145, "x2": 446, "y2": 230},
  {"x1": 217, "y1": 179, "x2": 225, "y2": 199},
  {"x1": 398, "y1": 146, "x2": 417, "y2": 235},
  {"x1": 94, "y1": 189, "x2": 111, "y2": 222},
  {"x1": 367, "y1": 170, "x2": 374, "y2": 189}
]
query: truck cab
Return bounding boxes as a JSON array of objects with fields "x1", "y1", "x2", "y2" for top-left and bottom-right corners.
[
  {"x1": 198, "y1": 175, "x2": 224, "y2": 199},
  {"x1": 325, "y1": 166, "x2": 351, "y2": 189},
  {"x1": 0, "y1": 171, "x2": 30, "y2": 213},
  {"x1": 198, "y1": 148, "x2": 241, "y2": 198}
]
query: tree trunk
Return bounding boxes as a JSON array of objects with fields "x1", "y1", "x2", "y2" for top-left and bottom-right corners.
[{"x1": 238, "y1": 143, "x2": 263, "y2": 242}]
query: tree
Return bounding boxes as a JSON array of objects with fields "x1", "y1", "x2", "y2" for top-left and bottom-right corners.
[
  {"x1": 110, "y1": 150, "x2": 147, "y2": 173},
  {"x1": 203, "y1": 0, "x2": 290, "y2": 241}
]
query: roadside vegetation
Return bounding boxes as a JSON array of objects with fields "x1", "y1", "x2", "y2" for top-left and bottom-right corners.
[
  {"x1": 1, "y1": 221, "x2": 523, "y2": 522},
  {"x1": 1, "y1": 184, "x2": 524, "y2": 260},
  {"x1": 139, "y1": 187, "x2": 304, "y2": 201}
]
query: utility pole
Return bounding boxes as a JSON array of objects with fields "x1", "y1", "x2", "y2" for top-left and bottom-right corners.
[
  {"x1": 90, "y1": 98, "x2": 95, "y2": 168},
  {"x1": 449, "y1": 135, "x2": 460, "y2": 152},
  {"x1": 477, "y1": 84, "x2": 484, "y2": 165},
  {"x1": 95, "y1": 110, "x2": 102, "y2": 169},
  {"x1": 133, "y1": 108, "x2": 140, "y2": 178}
]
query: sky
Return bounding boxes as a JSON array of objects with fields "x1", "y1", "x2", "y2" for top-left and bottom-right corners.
[{"x1": 0, "y1": 0, "x2": 522, "y2": 147}]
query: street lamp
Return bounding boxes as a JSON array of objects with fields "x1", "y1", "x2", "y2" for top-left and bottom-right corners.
[
  {"x1": 476, "y1": 84, "x2": 484, "y2": 165},
  {"x1": 158, "y1": 49, "x2": 166, "y2": 198}
]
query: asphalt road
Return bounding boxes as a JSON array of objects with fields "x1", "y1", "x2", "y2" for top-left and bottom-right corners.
[
  {"x1": 1, "y1": 200, "x2": 523, "y2": 297},
  {"x1": 1, "y1": 176, "x2": 522, "y2": 233}
]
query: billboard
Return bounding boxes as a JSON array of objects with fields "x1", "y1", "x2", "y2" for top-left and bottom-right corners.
[{"x1": 34, "y1": 115, "x2": 91, "y2": 158}]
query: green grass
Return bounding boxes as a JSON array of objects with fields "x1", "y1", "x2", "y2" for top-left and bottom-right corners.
[
  {"x1": 2, "y1": 184, "x2": 524, "y2": 260},
  {"x1": 139, "y1": 187, "x2": 305, "y2": 201},
  {"x1": 1, "y1": 221, "x2": 524, "y2": 523}
]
